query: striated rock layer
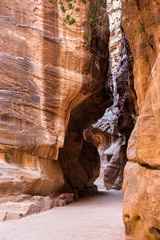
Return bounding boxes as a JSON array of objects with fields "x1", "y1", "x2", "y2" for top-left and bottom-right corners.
[
  {"x1": 122, "y1": 0, "x2": 160, "y2": 239},
  {"x1": 84, "y1": 108, "x2": 127, "y2": 191},
  {"x1": 0, "y1": 0, "x2": 112, "y2": 219},
  {"x1": 84, "y1": 31, "x2": 135, "y2": 191},
  {"x1": 83, "y1": 0, "x2": 135, "y2": 191}
]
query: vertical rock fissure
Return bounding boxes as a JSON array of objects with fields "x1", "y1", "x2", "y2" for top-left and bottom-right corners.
[{"x1": 84, "y1": 0, "x2": 136, "y2": 191}]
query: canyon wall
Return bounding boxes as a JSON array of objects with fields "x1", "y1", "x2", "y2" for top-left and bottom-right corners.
[
  {"x1": 122, "y1": 0, "x2": 160, "y2": 239},
  {"x1": 84, "y1": 0, "x2": 135, "y2": 191},
  {"x1": 84, "y1": 31, "x2": 135, "y2": 191},
  {"x1": 0, "y1": 0, "x2": 112, "y2": 219},
  {"x1": 1, "y1": 0, "x2": 159, "y2": 234}
]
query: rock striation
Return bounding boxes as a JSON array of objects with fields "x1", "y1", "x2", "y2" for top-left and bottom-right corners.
[
  {"x1": 58, "y1": 91, "x2": 111, "y2": 194},
  {"x1": 0, "y1": 0, "x2": 112, "y2": 219},
  {"x1": 84, "y1": 107, "x2": 126, "y2": 191},
  {"x1": 83, "y1": 0, "x2": 135, "y2": 191},
  {"x1": 122, "y1": 0, "x2": 160, "y2": 239}
]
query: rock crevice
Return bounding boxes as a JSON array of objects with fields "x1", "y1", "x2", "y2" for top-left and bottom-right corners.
[{"x1": 84, "y1": 0, "x2": 136, "y2": 191}]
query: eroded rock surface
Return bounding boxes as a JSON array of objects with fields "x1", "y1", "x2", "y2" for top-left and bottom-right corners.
[
  {"x1": 84, "y1": 108, "x2": 126, "y2": 191},
  {"x1": 122, "y1": 0, "x2": 160, "y2": 238},
  {"x1": 84, "y1": 0, "x2": 135, "y2": 191},
  {"x1": 58, "y1": 85, "x2": 112, "y2": 194},
  {"x1": 0, "y1": 0, "x2": 112, "y2": 219}
]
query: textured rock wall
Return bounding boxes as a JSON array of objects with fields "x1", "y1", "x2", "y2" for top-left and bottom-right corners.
[
  {"x1": 0, "y1": 0, "x2": 108, "y2": 158},
  {"x1": 59, "y1": 90, "x2": 112, "y2": 194},
  {"x1": 116, "y1": 30, "x2": 136, "y2": 138},
  {"x1": 0, "y1": 0, "x2": 112, "y2": 218},
  {"x1": 57, "y1": 0, "x2": 113, "y2": 194},
  {"x1": 83, "y1": 0, "x2": 135, "y2": 191},
  {"x1": 84, "y1": 31, "x2": 135, "y2": 191},
  {"x1": 122, "y1": 0, "x2": 160, "y2": 239},
  {"x1": 84, "y1": 108, "x2": 126, "y2": 191}
]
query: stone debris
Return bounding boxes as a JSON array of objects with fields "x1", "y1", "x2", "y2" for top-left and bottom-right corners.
[{"x1": 0, "y1": 193, "x2": 75, "y2": 222}]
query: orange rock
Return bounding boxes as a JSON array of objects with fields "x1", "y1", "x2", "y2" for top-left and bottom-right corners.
[
  {"x1": 122, "y1": 0, "x2": 160, "y2": 238},
  {"x1": 0, "y1": 0, "x2": 112, "y2": 217}
]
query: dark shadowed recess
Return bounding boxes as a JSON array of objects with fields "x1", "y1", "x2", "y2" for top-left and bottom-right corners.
[{"x1": 58, "y1": 88, "x2": 112, "y2": 195}]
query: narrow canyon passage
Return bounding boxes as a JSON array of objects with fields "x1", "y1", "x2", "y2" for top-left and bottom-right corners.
[
  {"x1": 0, "y1": 190, "x2": 124, "y2": 240},
  {"x1": 1, "y1": 0, "x2": 159, "y2": 238}
]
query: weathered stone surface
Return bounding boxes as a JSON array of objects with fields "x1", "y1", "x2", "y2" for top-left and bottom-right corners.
[
  {"x1": 59, "y1": 90, "x2": 112, "y2": 194},
  {"x1": 84, "y1": 107, "x2": 126, "y2": 191},
  {"x1": 0, "y1": 193, "x2": 74, "y2": 222},
  {"x1": 0, "y1": 156, "x2": 64, "y2": 196},
  {"x1": 123, "y1": 162, "x2": 160, "y2": 240},
  {"x1": 54, "y1": 193, "x2": 74, "y2": 206},
  {"x1": 0, "y1": 158, "x2": 66, "y2": 220},
  {"x1": 116, "y1": 31, "x2": 136, "y2": 137},
  {"x1": 83, "y1": 0, "x2": 135, "y2": 191},
  {"x1": 0, "y1": 0, "x2": 112, "y2": 217},
  {"x1": 0, "y1": 0, "x2": 110, "y2": 158},
  {"x1": 122, "y1": 0, "x2": 160, "y2": 238},
  {"x1": 55, "y1": 0, "x2": 113, "y2": 194}
]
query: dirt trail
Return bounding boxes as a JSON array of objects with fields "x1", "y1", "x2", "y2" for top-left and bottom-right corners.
[{"x1": 0, "y1": 190, "x2": 124, "y2": 240}]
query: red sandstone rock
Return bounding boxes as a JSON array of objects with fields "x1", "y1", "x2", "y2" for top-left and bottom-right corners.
[
  {"x1": 122, "y1": 0, "x2": 160, "y2": 238},
  {"x1": 0, "y1": 0, "x2": 112, "y2": 218}
]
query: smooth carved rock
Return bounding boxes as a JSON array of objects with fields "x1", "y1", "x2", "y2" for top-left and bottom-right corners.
[
  {"x1": 0, "y1": 157, "x2": 64, "y2": 196},
  {"x1": 103, "y1": 137, "x2": 126, "y2": 190},
  {"x1": 84, "y1": 107, "x2": 127, "y2": 191},
  {"x1": 59, "y1": 90, "x2": 112, "y2": 194},
  {"x1": 122, "y1": 0, "x2": 160, "y2": 238},
  {"x1": 123, "y1": 162, "x2": 160, "y2": 240},
  {"x1": 0, "y1": 0, "x2": 112, "y2": 215},
  {"x1": 83, "y1": 0, "x2": 135, "y2": 191},
  {"x1": 0, "y1": 0, "x2": 107, "y2": 158},
  {"x1": 83, "y1": 26, "x2": 135, "y2": 191}
]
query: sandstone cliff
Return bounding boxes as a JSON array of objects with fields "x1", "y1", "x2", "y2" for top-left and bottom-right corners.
[
  {"x1": 122, "y1": 0, "x2": 160, "y2": 239},
  {"x1": 1, "y1": 0, "x2": 159, "y2": 234},
  {"x1": 0, "y1": 0, "x2": 112, "y2": 219}
]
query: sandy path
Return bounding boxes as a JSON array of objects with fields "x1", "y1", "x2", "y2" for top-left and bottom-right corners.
[{"x1": 0, "y1": 190, "x2": 125, "y2": 240}]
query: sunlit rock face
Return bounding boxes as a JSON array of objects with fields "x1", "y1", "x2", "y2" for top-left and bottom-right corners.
[
  {"x1": 0, "y1": 0, "x2": 109, "y2": 161},
  {"x1": 122, "y1": 0, "x2": 160, "y2": 238},
  {"x1": 0, "y1": 0, "x2": 112, "y2": 216}
]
